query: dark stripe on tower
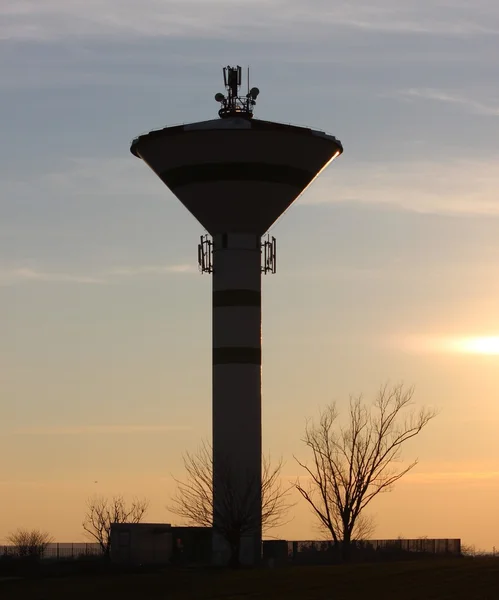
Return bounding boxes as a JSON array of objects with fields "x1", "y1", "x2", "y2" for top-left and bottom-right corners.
[
  {"x1": 160, "y1": 163, "x2": 315, "y2": 190},
  {"x1": 213, "y1": 347, "x2": 261, "y2": 365},
  {"x1": 213, "y1": 290, "x2": 261, "y2": 307}
]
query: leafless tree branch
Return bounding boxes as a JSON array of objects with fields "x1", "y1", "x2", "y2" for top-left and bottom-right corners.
[
  {"x1": 82, "y1": 495, "x2": 149, "y2": 556},
  {"x1": 7, "y1": 528, "x2": 54, "y2": 558},
  {"x1": 168, "y1": 440, "x2": 294, "y2": 566}
]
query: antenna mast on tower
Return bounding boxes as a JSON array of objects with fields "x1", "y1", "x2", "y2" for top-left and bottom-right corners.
[{"x1": 214, "y1": 65, "x2": 260, "y2": 119}]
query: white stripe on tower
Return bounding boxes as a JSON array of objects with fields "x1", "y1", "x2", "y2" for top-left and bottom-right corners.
[{"x1": 212, "y1": 232, "x2": 262, "y2": 567}]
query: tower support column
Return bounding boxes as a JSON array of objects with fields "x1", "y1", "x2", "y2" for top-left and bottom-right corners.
[{"x1": 211, "y1": 232, "x2": 262, "y2": 566}]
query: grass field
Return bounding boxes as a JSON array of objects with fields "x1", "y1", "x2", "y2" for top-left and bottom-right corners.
[{"x1": 1, "y1": 557, "x2": 498, "y2": 599}]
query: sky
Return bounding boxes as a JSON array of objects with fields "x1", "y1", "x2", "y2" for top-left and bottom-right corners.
[{"x1": 1, "y1": 0, "x2": 499, "y2": 551}]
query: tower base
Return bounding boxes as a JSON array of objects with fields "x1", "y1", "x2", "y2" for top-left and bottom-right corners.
[{"x1": 212, "y1": 530, "x2": 261, "y2": 566}]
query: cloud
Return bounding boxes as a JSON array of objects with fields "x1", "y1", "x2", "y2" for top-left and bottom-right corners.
[
  {"x1": 282, "y1": 265, "x2": 388, "y2": 282},
  {"x1": 0, "y1": 0, "x2": 497, "y2": 42},
  {"x1": 10, "y1": 424, "x2": 190, "y2": 435},
  {"x1": 300, "y1": 157, "x2": 499, "y2": 216},
  {"x1": 396, "y1": 88, "x2": 499, "y2": 116},
  {"x1": 383, "y1": 335, "x2": 458, "y2": 354},
  {"x1": 15, "y1": 153, "x2": 499, "y2": 220},
  {"x1": 0, "y1": 480, "x2": 49, "y2": 486},
  {"x1": 39, "y1": 157, "x2": 167, "y2": 197},
  {"x1": 0, "y1": 264, "x2": 197, "y2": 286},
  {"x1": 0, "y1": 158, "x2": 169, "y2": 209},
  {"x1": 286, "y1": 457, "x2": 499, "y2": 485},
  {"x1": 110, "y1": 264, "x2": 197, "y2": 276},
  {"x1": 405, "y1": 470, "x2": 499, "y2": 484},
  {"x1": 0, "y1": 267, "x2": 104, "y2": 286},
  {"x1": 0, "y1": 0, "x2": 285, "y2": 42}
]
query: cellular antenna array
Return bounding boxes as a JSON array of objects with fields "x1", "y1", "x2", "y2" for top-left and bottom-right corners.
[{"x1": 215, "y1": 65, "x2": 260, "y2": 119}]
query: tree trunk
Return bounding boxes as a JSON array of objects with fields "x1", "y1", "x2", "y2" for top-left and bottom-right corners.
[
  {"x1": 341, "y1": 531, "x2": 352, "y2": 563},
  {"x1": 228, "y1": 537, "x2": 241, "y2": 569}
]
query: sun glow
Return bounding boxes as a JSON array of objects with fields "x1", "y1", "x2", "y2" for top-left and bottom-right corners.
[
  {"x1": 454, "y1": 336, "x2": 499, "y2": 355},
  {"x1": 394, "y1": 334, "x2": 499, "y2": 355}
]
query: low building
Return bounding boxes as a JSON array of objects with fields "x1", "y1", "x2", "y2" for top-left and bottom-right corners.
[
  {"x1": 170, "y1": 527, "x2": 212, "y2": 565},
  {"x1": 110, "y1": 523, "x2": 173, "y2": 566}
]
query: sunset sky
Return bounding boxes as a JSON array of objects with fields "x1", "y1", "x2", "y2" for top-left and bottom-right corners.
[{"x1": 1, "y1": 0, "x2": 499, "y2": 551}]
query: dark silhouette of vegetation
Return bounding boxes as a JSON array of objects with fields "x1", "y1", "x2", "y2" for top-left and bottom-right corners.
[
  {"x1": 82, "y1": 495, "x2": 149, "y2": 556},
  {"x1": 168, "y1": 440, "x2": 293, "y2": 567},
  {"x1": 295, "y1": 383, "x2": 436, "y2": 562},
  {"x1": 6, "y1": 528, "x2": 53, "y2": 558}
]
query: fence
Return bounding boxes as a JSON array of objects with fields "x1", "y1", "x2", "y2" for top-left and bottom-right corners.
[
  {"x1": 1, "y1": 543, "x2": 103, "y2": 560},
  {"x1": 2, "y1": 538, "x2": 462, "y2": 565},
  {"x1": 366, "y1": 538, "x2": 461, "y2": 555},
  {"x1": 287, "y1": 539, "x2": 461, "y2": 564}
]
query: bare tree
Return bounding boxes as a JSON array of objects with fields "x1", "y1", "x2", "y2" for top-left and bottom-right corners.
[
  {"x1": 82, "y1": 495, "x2": 149, "y2": 556},
  {"x1": 295, "y1": 383, "x2": 436, "y2": 562},
  {"x1": 168, "y1": 441, "x2": 293, "y2": 567},
  {"x1": 314, "y1": 512, "x2": 376, "y2": 549},
  {"x1": 7, "y1": 528, "x2": 53, "y2": 558},
  {"x1": 351, "y1": 513, "x2": 376, "y2": 542},
  {"x1": 461, "y1": 543, "x2": 488, "y2": 557}
]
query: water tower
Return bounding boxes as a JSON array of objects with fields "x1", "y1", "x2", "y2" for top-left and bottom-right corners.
[{"x1": 130, "y1": 66, "x2": 343, "y2": 565}]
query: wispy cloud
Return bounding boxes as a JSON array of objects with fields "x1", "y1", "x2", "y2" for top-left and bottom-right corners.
[
  {"x1": 396, "y1": 88, "x2": 499, "y2": 116},
  {"x1": 0, "y1": 0, "x2": 497, "y2": 42},
  {"x1": 110, "y1": 264, "x2": 197, "y2": 276},
  {"x1": 301, "y1": 158, "x2": 499, "y2": 216},
  {"x1": 39, "y1": 157, "x2": 166, "y2": 197},
  {"x1": 0, "y1": 158, "x2": 169, "y2": 209},
  {"x1": 12, "y1": 152, "x2": 499, "y2": 222},
  {"x1": 0, "y1": 480, "x2": 49, "y2": 486},
  {"x1": 405, "y1": 470, "x2": 499, "y2": 484},
  {"x1": 0, "y1": 264, "x2": 197, "y2": 286},
  {"x1": 0, "y1": 0, "x2": 282, "y2": 41},
  {"x1": 383, "y1": 335, "x2": 458, "y2": 355},
  {"x1": 11, "y1": 424, "x2": 190, "y2": 435},
  {"x1": 274, "y1": 458, "x2": 499, "y2": 485},
  {"x1": 0, "y1": 267, "x2": 105, "y2": 286},
  {"x1": 18, "y1": 153, "x2": 499, "y2": 219},
  {"x1": 282, "y1": 265, "x2": 388, "y2": 282}
]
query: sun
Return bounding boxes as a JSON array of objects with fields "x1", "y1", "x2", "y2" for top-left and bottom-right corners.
[{"x1": 455, "y1": 336, "x2": 499, "y2": 355}]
